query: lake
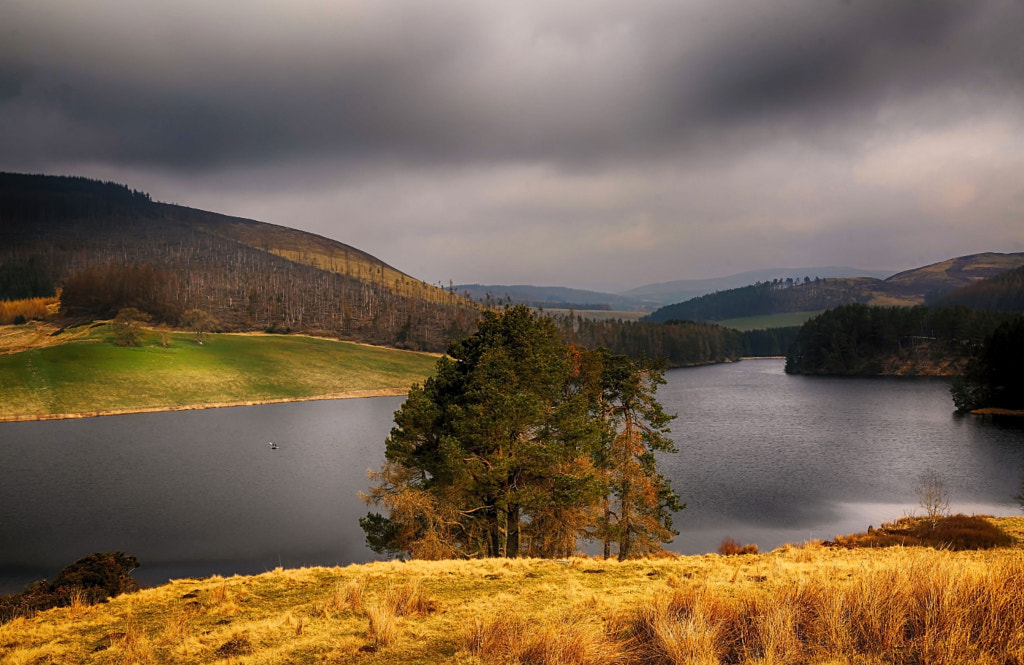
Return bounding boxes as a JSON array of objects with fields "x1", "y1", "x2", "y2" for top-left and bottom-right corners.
[{"x1": 1, "y1": 358, "x2": 1022, "y2": 592}]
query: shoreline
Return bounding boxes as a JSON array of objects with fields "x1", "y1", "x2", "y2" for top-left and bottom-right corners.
[
  {"x1": 0, "y1": 388, "x2": 410, "y2": 424},
  {"x1": 971, "y1": 407, "x2": 1024, "y2": 418}
]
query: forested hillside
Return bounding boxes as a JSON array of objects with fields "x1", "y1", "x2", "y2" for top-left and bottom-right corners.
[
  {"x1": 784, "y1": 304, "x2": 1022, "y2": 376},
  {"x1": 647, "y1": 253, "x2": 1024, "y2": 324},
  {"x1": 931, "y1": 265, "x2": 1024, "y2": 312},
  {"x1": 0, "y1": 173, "x2": 477, "y2": 351}
]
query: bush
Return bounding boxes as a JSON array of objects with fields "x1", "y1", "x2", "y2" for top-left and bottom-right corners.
[
  {"x1": 718, "y1": 537, "x2": 758, "y2": 555},
  {"x1": 828, "y1": 515, "x2": 1013, "y2": 551},
  {"x1": 0, "y1": 552, "x2": 140, "y2": 624}
]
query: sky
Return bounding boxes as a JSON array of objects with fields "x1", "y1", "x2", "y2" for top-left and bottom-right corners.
[{"x1": 2, "y1": 1, "x2": 1024, "y2": 293}]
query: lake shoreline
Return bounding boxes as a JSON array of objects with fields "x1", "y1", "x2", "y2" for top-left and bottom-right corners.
[{"x1": 0, "y1": 388, "x2": 409, "y2": 423}]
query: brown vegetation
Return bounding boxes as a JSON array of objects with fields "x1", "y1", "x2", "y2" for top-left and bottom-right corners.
[
  {"x1": 0, "y1": 296, "x2": 57, "y2": 325},
  {"x1": 827, "y1": 514, "x2": 1015, "y2": 551},
  {"x1": 4, "y1": 531, "x2": 1024, "y2": 664},
  {"x1": 717, "y1": 537, "x2": 759, "y2": 556}
]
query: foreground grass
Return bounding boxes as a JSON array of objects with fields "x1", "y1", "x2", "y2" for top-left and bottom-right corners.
[
  {"x1": 0, "y1": 323, "x2": 437, "y2": 421},
  {"x1": 4, "y1": 517, "x2": 1023, "y2": 665}
]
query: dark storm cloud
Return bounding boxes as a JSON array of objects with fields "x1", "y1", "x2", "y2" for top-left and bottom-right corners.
[
  {"x1": 4, "y1": 0, "x2": 1022, "y2": 172},
  {"x1": 2, "y1": 1, "x2": 1023, "y2": 289}
]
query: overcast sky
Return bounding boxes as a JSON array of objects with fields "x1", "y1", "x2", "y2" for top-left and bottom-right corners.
[{"x1": 3, "y1": 1, "x2": 1024, "y2": 292}]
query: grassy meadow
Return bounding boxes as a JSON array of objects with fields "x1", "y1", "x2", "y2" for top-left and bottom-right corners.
[
  {"x1": 717, "y1": 310, "x2": 823, "y2": 332},
  {"x1": 3, "y1": 516, "x2": 1023, "y2": 665},
  {"x1": 0, "y1": 322, "x2": 437, "y2": 421}
]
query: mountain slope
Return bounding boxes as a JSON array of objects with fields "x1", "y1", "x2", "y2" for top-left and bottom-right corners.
[
  {"x1": 647, "y1": 252, "x2": 1024, "y2": 323},
  {"x1": 931, "y1": 264, "x2": 1024, "y2": 312},
  {"x1": 0, "y1": 172, "x2": 477, "y2": 351}
]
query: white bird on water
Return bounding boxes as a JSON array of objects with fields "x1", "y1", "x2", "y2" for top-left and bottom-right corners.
[{"x1": 268, "y1": 441, "x2": 279, "y2": 450}]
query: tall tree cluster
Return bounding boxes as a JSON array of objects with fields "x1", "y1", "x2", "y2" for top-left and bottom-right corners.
[
  {"x1": 785, "y1": 304, "x2": 1021, "y2": 375},
  {"x1": 360, "y1": 306, "x2": 682, "y2": 560},
  {"x1": 950, "y1": 318, "x2": 1024, "y2": 413}
]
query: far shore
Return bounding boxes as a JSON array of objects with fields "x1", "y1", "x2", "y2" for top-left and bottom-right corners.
[{"x1": 0, "y1": 388, "x2": 409, "y2": 424}]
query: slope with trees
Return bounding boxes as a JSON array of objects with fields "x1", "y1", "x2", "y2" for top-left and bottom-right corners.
[
  {"x1": 646, "y1": 253, "x2": 1024, "y2": 324},
  {"x1": 0, "y1": 172, "x2": 478, "y2": 351},
  {"x1": 360, "y1": 306, "x2": 682, "y2": 560},
  {"x1": 931, "y1": 265, "x2": 1024, "y2": 312}
]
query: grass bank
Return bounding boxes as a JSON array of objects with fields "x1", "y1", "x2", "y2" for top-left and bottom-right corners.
[
  {"x1": 3, "y1": 516, "x2": 1023, "y2": 665},
  {"x1": 0, "y1": 323, "x2": 437, "y2": 422},
  {"x1": 718, "y1": 310, "x2": 823, "y2": 331}
]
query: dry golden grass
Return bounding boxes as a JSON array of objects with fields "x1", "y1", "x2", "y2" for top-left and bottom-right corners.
[
  {"x1": 2, "y1": 517, "x2": 1022, "y2": 665},
  {"x1": 0, "y1": 296, "x2": 58, "y2": 325}
]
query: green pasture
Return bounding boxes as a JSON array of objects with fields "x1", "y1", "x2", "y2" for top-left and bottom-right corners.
[
  {"x1": 717, "y1": 310, "x2": 822, "y2": 331},
  {"x1": 0, "y1": 325, "x2": 436, "y2": 420}
]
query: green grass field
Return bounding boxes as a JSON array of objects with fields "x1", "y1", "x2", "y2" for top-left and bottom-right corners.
[
  {"x1": 717, "y1": 310, "x2": 822, "y2": 331},
  {"x1": 0, "y1": 324, "x2": 437, "y2": 421}
]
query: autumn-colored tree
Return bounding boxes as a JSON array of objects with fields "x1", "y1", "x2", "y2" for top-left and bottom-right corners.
[{"x1": 594, "y1": 353, "x2": 683, "y2": 560}]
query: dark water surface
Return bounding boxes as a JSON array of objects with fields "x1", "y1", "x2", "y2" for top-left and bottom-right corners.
[{"x1": 1, "y1": 358, "x2": 1022, "y2": 592}]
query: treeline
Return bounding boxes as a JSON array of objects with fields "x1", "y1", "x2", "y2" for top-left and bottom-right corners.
[
  {"x1": 931, "y1": 265, "x2": 1024, "y2": 313},
  {"x1": 548, "y1": 314, "x2": 800, "y2": 366},
  {"x1": 0, "y1": 257, "x2": 54, "y2": 301},
  {"x1": 646, "y1": 277, "x2": 871, "y2": 323},
  {"x1": 785, "y1": 304, "x2": 1022, "y2": 375},
  {"x1": 0, "y1": 173, "x2": 478, "y2": 351},
  {"x1": 551, "y1": 314, "x2": 801, "y2": 365},
  {"x1": 553, "y1": 315, "x2": 744, "y2": 366}
]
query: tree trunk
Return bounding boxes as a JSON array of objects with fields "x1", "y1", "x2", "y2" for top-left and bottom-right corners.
[
  {"x1": 603, "y1": 496, "x2": 612, "y2": 559},
  {"x1": 506, "y1": 504, "x2": 520, "y2": 558},
  {"x1": 486, "y1": 505, "x2": 501, "y2": 557}
]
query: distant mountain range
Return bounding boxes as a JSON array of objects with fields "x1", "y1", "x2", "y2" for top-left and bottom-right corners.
[
  {"x1": 457, "y1": 267, "x2": 894, "y2": 312},
  {"x1": 454, "y1": 284, "x2": 644, "y2": 311}
]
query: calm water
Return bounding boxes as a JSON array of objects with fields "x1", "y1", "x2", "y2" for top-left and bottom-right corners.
[{"x1": 1, "y1": 358, "x2": 1022, "y2": 592}]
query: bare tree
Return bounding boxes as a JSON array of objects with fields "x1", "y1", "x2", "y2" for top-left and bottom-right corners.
[{"x1": 915, "y1": 470, "x2": 950, "y2": 522}]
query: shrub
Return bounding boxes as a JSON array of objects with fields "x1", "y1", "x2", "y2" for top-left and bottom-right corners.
[
  {"x1": 0, "y1": 552, "x2": 140, "y2": 623},
  {"x1": 829, "y1": 515, "x2": 1013, "y2": 551},
  {"x1": 717, "y1": 537, "x2": 758, "y2": 555}
]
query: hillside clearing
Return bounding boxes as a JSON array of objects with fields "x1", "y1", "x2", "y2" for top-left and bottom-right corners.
[{"x1": 718, "y1": 310, "x2": 822, "y2": 331}]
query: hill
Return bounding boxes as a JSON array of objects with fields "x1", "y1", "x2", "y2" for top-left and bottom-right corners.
[
  {"x1": 0, "y1": 322, "x2": 437, "y2": 422},
  {"x1": 931, "y1": 264, "x2": 1024, "y2": 312},
  {"x1": 0, "y1": 172, "x2": 478, "y2": 351},
  {"x1": 3, "y1": 517, "x2": 1023, "y2": 664},
  {"x1": 647, "y1": 252, "x2": 1024, "y2": 324},
  {"x1": 622, "y1": 266, "x2": 893, "y2": 306}
]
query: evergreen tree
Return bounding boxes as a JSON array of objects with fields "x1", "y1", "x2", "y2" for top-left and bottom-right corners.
[{"x1": 360, "y1": 306, "x2": 682, "y2": 559}]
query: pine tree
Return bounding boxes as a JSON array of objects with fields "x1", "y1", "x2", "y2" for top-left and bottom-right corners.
[{"x1": 360, "y1": 306, "x2": 682, "y2": 559}]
